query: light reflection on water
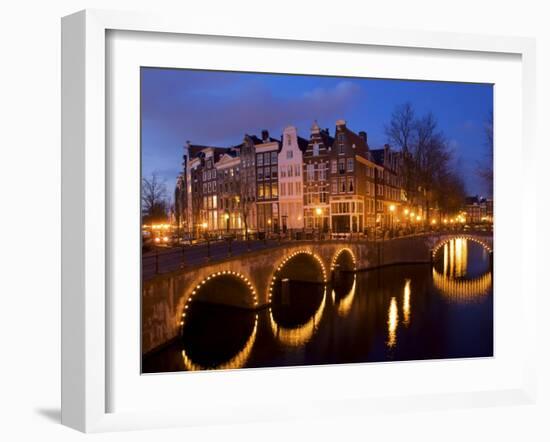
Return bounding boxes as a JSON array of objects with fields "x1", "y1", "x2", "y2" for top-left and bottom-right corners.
[{"x1": 142, "y1": 238, "x2": 493, "y2": 373}]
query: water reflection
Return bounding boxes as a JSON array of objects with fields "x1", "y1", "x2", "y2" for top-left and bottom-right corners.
[
  {"x1": 435, "y1": 238, "x2": 492, "y2": 304},
  {"x1": 443, "y1": 238, "x2": 468, "y2": 278},
  {"x1": 270, "y1": 286, "x2": 327, "y2": 347},
  {"x1": 403, "y1": 279, "x2": 411, "y2": 326},
  {"x1": 387, "y1": 297, "x2": 399, "y2": 348},
  {"x1": 332, "y1": 274, "x2": 357, "y2": 317},
  {"x1": 181, "y1": 314, "x2": 258, "y2": 371},
  {"x1": 432, "y1": 269, "x2": 492, "y2": 303}
]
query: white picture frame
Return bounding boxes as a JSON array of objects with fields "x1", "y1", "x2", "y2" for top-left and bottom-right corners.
[{"x1": 61, "y1": 9, "x2": 537, "y2": 433}]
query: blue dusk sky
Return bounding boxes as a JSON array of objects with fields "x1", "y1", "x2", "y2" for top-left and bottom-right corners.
[{"x1": 141, "y1": 68, "x2": 493, "y2": 200}]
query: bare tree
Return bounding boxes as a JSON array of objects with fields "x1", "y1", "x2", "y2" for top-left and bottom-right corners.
[
  {"x1": 142, "y1": 172, "x2": 169, "y2": 223},
  {"x1": 387, "y1": 103, "x2": 462, "y2": 222},
  {"x1": 385, "y1": 103, "x2": 419, "y2": 205}
]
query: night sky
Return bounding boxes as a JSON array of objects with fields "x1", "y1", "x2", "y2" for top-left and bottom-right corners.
[{"x1": 141, "y1": 68, "x2": 493, "y2": 201}]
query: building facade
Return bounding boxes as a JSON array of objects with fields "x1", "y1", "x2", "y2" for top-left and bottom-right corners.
[
  {"x1": 215, "y1": 152, "x2": 242, "y2": 233},
  {"x1": 255, "y1": 130, "x2": 280, "y2": 233},
  {"x1": 278, "y1": 126, "x2": 306, "y2": 231},
  {"x1": 303, "y1": 121, "x2": 332, "y2": 231}
]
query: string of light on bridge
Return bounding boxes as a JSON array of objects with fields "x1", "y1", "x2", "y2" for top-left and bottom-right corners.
[
  {"x1": 330, "y1": 247, "x2": 357, "y2": 271},
  {"x1": 180, "y1": 270, "x2": 259, "y2": 331},
  {"x1": 268, "y1": 250, "x2": 327, "y2": 304}
]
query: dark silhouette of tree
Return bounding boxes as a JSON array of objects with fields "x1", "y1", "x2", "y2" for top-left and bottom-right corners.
[
  {"x1": 142, "y1": 172, "x2": 169, "y2": 224},
  {"x1": 386, "y1": 103, "x2": 465, "y2": 222}
]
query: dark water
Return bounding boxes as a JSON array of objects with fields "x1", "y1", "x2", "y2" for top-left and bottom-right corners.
[{"x1": 142, "y1": 239, "x2": 493, "y2": 373}]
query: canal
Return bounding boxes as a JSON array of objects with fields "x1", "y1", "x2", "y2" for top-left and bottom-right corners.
[{"x1": 142, "y1": 238, "x2": 493, "y2": 373}]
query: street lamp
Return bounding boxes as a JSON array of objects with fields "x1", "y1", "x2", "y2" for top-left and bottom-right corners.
[
  {"x1": 315, "y1": 207, "x2": 322, "y2": 240},
  {"x1": 224, "y1": 212, "x2": 230, "y2": 233},
  {"x1": 389, "y1": 204, "x2": 396, "y2": 237}
]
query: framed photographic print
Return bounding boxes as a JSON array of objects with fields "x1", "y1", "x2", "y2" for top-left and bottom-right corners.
[{"x1": 61, "y1": 9, "x2": 537, "y2": 432}]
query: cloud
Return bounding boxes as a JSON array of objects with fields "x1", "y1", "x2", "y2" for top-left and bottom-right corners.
[{"x1": 142, "y1": 74, "x2": 363, "y2": 146}]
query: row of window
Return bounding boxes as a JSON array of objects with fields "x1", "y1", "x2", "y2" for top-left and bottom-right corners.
[
  {"x1": 257, "y1": 166, "x2": 278, "y2": 181},
  {"x1": 279, "y1": 163, "x2": 301, "y2": 178},
  {"x1": 202, "y1": 195, "x2": 218, "y2": 210},
  {"x1": 202, "y1": 181, "x2": 217, "y2": 194},
  {"x1": 279, "y1": 181, "x2": 302, "y2": 197},
  {"x1": 256, "y1": 151, "x2": 279, "y2": 167},
  {"x1": 330, "y1": 177, "x2": 355, "y2": 194},
  {"x1": 257, "y1": 182, "x2": 279, "y2": 200}
]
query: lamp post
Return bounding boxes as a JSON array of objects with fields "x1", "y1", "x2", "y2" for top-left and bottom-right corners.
[
  {"x1": 315, "y1": 207, "x2": 322, "y2": 240},
  {"x1": 389, "y1": 204, "x2": 396, "y2": 237}
]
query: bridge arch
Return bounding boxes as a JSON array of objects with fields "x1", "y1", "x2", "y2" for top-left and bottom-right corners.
[
  {"x1": 267, "y1": 249, "x2": 327, "y2": 303},
  {"x1": 432, "y1": 235, "x2": 493, "y2": 256},
  {"x1": 179, "y1": 270, "x2": 258, "y2": 331},
  {"x1": 331, "y1": 247, "x2": 357, "y2": 272}
]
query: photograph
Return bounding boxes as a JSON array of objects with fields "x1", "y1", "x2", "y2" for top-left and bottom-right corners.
[{"x1": 140, "y1": 68, "x2": 494, "y2": 373}]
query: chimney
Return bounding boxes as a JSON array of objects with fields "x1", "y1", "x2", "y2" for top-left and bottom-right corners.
[
  {"x1": 336, "y1": 119, "x2": 347, "y2": 128},
  {"x1": 359, "y1": 131, "x2": 367, "y2": 143},
  {"x1": 261, "y1": 129, "x2": 269, "y2": 142}
]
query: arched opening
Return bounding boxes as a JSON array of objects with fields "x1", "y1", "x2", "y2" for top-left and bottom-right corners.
[
  {"x1": 433, "y1": 237, "x2": 491, "y2": 278},
  {"x1": 331, "y1": 248, "x2": 356, "y2": 272},
  {"x1": 179, "y1": 271, "x2": 258, "y2": 370}
]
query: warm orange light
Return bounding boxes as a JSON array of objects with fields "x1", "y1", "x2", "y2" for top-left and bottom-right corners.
[
  {"x1": 202, "y1": 222, "x2": 208, "y2": 229},
  {"x1": 416, "y1": 215, "x2": 421, "y2": 221},
  {"x1": 404, "y1": 209, "x2": 410, "y2": 215},
  {"x1": 389, "y1": 204, "x2": 396, "y2": 212},
  {"x1": 315, "y1": 207, "x2": 322, "y2": 216}
]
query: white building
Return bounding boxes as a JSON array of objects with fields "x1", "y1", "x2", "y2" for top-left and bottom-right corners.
[{"x1": 278, "y1": 126, "x2": 305, "y2": 231}]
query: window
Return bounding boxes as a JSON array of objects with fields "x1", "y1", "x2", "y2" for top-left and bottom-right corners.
[
  {"x1": 313, "y1": 143, "x2": 319, "y2": 156},
  {"x1": 271, "y1": 166, "x2": 278, "y2": 179},
  {"x1": 347, "y1": 158, "x2": 354, "y2": 172},
  {"x1": 331, "y1": 160, "x2": 337, "y2": 174},
  {"x1": 264, "y1": 152, "x2": 271, "y2": 165},
  {"x1": 258, "y1": 184, "x2": 264, "y2": 199},
  {"x1": 272, "y1": 182, "x2": 278, "y2": 198},
  {"x1": 257, "y1": 153, "x2": 263, "y2": 166},
  {"x1": 331, "y1": 179, "x2": 338, "y2": 194},
  {"x1": 286, "y1": 150, "x2": 293, "y2": 159},
  {"x1": 258, "y1": 168, "x2": 263, "y2": 180},
  {"x1": 264, "y1": 166, "x2": 270, "y2": 180},
  {"x1": 339, "y1": 178, "x2": 346, "y2": 193},
  {"x1": 338, "y1": 159, "x2": 346, "y2": 174},
  {"x1": 347, "y1": 177, "x2": 354, "y2": 193},
  {"x1": 307, "y1": 164, "x2": 315, "y2": 181},
  {"x1": 265, "y1": 183, "x2": 271, "y2": 199},
  {"x1": 294, "y1": 164, "x2": 301, "y2": 176},
  {"x1": 213, "y1": 181, "x2": 217, "y2": 192},
  {"x1": 280, "y1": 182, "x2": 286, "y2": 196},
  {"x1": 318, "y1": 164, "x2": 326, "y2": 181},
  {"x1": 280, "y1": 167, "x2": 286, "y2": 178},
  {"x1": 212, "y1": 169, "x2": 217, "y2": 179},
  {"x1": 286, "y1": 134, "x2": 291, "y2": 145},
  {"x1": 271, "y1": 151, "x2": 277, "y2": 164},
  {"x1": 287, "y1": 165, "x2": 293, "y2": 177}
]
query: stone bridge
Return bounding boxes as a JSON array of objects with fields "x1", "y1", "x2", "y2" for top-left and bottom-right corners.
[{"x1": 142, "y1": 232, "x2": 492, "y2": 354}]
